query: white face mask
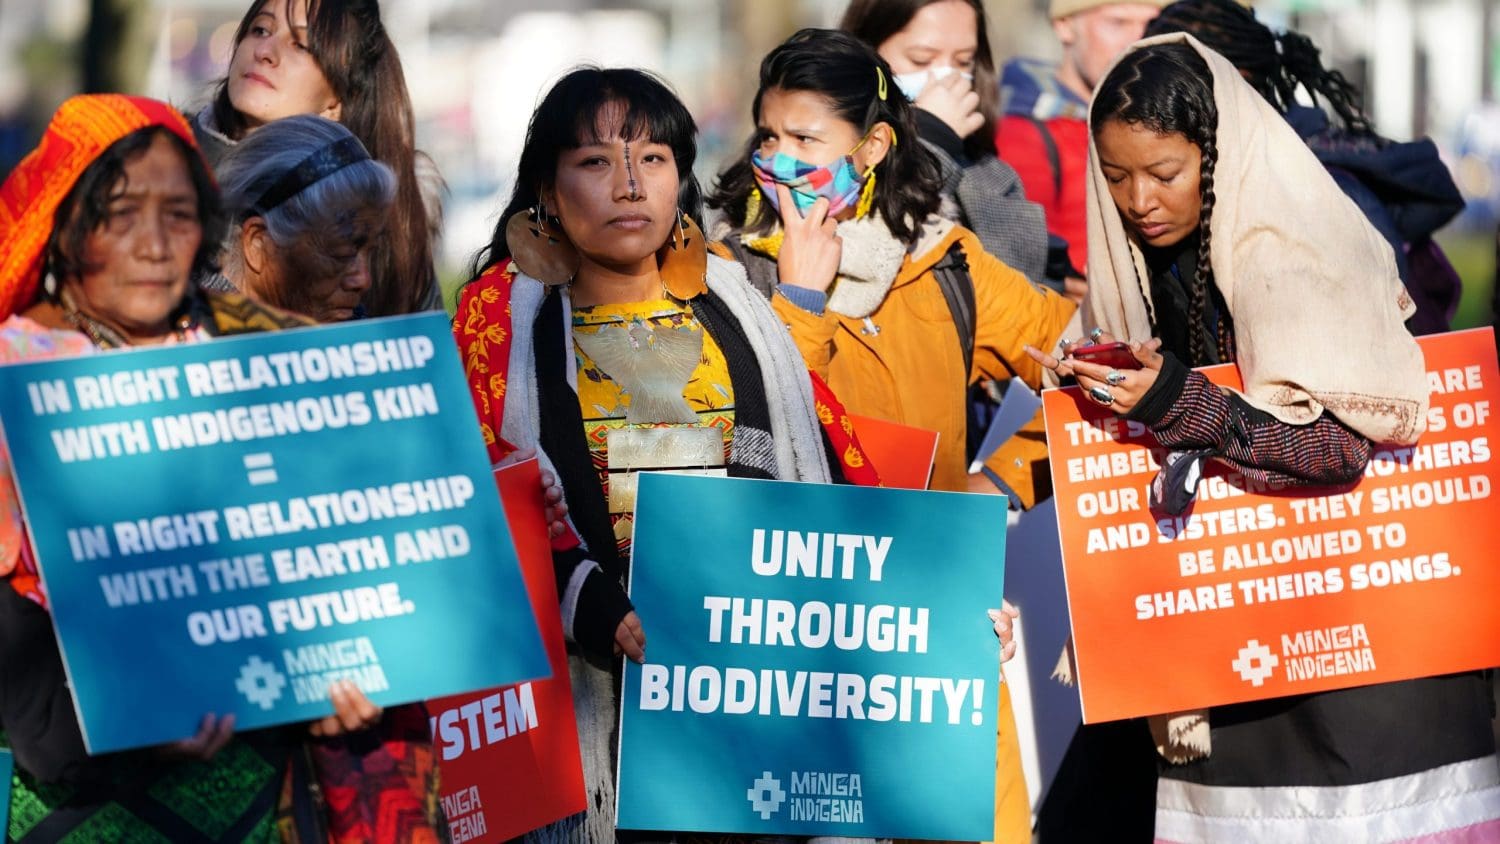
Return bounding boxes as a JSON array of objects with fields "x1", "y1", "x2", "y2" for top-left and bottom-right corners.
[{"x1": 892, "y1": 66, "x2": 975, "y2": 101}]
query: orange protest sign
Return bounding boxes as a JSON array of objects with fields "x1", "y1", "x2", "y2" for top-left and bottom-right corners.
[
  {"x1": 1042, "y1": 328, "x2": 1500, "y2": 724},
  {"x1": 848, "y1": 414, "x2": 940, "y2": 489}
]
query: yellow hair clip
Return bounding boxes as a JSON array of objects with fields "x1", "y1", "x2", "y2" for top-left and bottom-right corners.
[{"x1": 876, "y1": 67, "x2": 888, "y2": 101}]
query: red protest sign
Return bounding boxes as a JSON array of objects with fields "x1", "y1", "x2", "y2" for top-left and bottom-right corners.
[
  {"x1": 428, "y1": 458, "x2": 585, "y2": 841},
  {"x1": 1043, "y1": 328, "x2": 1500, "y2": 723},
  {"x1": 847, "y1": 414, "x2": 940, "y2": 489}
]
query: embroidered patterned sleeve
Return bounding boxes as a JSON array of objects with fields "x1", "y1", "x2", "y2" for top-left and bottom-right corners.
[
  {"x1": 453, "y1": 265, "x2": 516, "y2": 467},
  {"x1": 807, "y1": 371, "x2": 882, "y2": 486},
  {"x1": 1132, "y1": 352, "x2": 1373, "y2": 487},
  {"x1": 307, "y1": 703, "x2": 444, "y2": 842},
  {"x1": 453, "y1": 263, "x2": 582, "y2": 551}
]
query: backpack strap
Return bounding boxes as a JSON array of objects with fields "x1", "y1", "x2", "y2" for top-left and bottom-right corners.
[
  {"x1": 931, "y1": 241, "x2": 976, "y2": 377},
  {"x1": 1021, "y1": 115, "x2": 1062, "y2": 200}
]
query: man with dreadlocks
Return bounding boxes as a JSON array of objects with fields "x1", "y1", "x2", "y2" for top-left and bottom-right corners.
[{"x1": 1145, "y1": 0, "x2": 1466, "y2": 335}]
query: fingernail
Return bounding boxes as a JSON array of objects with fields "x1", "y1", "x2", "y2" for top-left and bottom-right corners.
[{"x1": 987, "y1": 609, "x2": 1001, "y2": 620}]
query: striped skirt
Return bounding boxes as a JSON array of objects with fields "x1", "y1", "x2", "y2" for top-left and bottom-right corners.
[{"x1": 1154, "y1": 673, "x2": 1499, "y2": 843}]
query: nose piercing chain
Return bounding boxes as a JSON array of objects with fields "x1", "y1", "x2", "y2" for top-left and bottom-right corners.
[{"x1": 623, "y1": 140, "x2": 639, "y2": 200}]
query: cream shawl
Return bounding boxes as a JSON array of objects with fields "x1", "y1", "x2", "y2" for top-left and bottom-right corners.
[{"x1": 1082, "y1": 33, "x2": 1429, "y2": 445}]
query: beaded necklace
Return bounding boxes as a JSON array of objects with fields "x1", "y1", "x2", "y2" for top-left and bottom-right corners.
[{"x1": 59, "y1": 289, "x2": 194, "y2": 349}]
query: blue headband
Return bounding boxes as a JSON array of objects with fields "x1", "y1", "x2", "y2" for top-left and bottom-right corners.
[{"x1": 248, "y1": 136, "x2": 370, "y2": 217}]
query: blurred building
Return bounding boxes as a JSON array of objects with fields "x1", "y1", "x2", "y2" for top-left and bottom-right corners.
[{"x1": 2, "y1": 0, "x2": 1497, "y2": 254}]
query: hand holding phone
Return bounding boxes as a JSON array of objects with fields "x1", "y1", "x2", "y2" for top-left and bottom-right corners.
[{"x1": 1068, "y1": 341, "x2": 1142, "y2": 370}]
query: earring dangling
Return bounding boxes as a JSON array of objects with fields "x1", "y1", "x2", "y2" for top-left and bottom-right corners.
[
  {"x1": 658, "y1": 210, "x2": 708, "y2": 300},
  {"x1": 42, "y1": 271, "x2": 58, "y2": 299},
  {"x1": 505, "y1": 201, "x2": 580, "y2": 285},
  {"x1": 854, "y1": 172, "x2": 878, "y2": 220},
  {"x1": 745, "y1": 186, "x2": 765, "y2": 224}
]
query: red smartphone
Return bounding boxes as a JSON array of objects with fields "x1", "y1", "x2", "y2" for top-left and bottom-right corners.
[{"x1": 1069, "y1": 341, "x2": 1142, "y2": 370}]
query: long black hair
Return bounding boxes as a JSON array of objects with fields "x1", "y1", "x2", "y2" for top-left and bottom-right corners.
[
  {"x1": 1092, "y1": 43, "x2": 1221, "y2": 367},
  {"x1": 707, "y1": 28, "x2": 943, "y2": 247},
  {"x1": 47, "y1": 127, "x2": 224, "y2": 290},
  {"x1": 838, "y1": 0, "x2": 999, "y2": 160},
  {"x1": 469, "y1": 67, "x2": 703, "y2": 279},
  {"x1": 212, "y1": 0, "x2": 432, "y2": 316},
  {"x1": 1145, "y1": 0, "x2": 1372, "y2": 134}
]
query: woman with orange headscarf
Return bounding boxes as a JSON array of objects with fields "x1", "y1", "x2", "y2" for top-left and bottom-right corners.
[{"x1": 0, "y1": 95, "x2": 438, "y2": 842}]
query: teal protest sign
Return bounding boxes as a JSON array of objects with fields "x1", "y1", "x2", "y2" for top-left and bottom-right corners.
[
  {"x1": 617, "y1": 474, "x2": 1007, "y2": 839},
  {"x1": 0, "y1": 313, "x2": 547, "y2": 753}
]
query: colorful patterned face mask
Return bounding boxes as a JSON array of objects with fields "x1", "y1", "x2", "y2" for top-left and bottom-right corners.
[{"x1": 751, "y1": 134, "x2": 874, "y2": 218}]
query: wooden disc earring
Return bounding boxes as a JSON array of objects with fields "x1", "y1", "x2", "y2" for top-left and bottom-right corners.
[
  {"x1": 505, "y1": 201, "x2": 580, "y2": 285},
  {"x1": 658, "y1": 211, "x2": 708, "y2": 300}
]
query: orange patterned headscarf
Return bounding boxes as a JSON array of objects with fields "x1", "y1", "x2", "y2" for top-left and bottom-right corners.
[{"x1": 0, "y1": 94, "x2": 200, "y2": 321}]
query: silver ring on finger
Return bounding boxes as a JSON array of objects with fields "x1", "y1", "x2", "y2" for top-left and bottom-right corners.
[
  {"x1": 1089, "y1": 327, "x2": 1104, "y2": 342},
  {"x1": 1106, "y1": 369, "x2": 1126, "y2": 386},
  {"x1": 1088, "y1": 386, "x2": 1115, "y2": 406}
]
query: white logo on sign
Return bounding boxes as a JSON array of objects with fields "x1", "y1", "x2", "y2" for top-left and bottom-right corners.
[
  {"x1": 235, "y1": 655, "x2": 287, "y2": 709},
  {"x1": 747, "y1": 771, "x2": 786, "y2": 820},
  {"x1": 1231, "y1": 639, "x2": 1279, "y2": 686}
]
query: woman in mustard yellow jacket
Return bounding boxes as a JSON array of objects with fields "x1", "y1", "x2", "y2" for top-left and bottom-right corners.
[
  {"x1": 709, "y1": 29, "x2": 1074, "y2": 503},
  {"x1": 708, "y1": 28, "x2": 1075, "y2": 843}
]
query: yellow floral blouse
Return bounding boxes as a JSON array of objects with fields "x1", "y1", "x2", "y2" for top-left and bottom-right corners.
[{"x1": 571, "y1": 297, "x2": 735, "y2": 555}]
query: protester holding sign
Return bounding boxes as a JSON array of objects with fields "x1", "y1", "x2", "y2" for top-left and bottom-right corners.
[
  {"x1": 454, "y1": 67, "x2": 882, "y2": 839},
  {"x1": 193, "y1": 0, "x2": 438, "y2": 316},
  {"x1": 706, "y1": 30, "x2": 1072, "y2": 842},
  {"x1": 1027, "y1": 36, "x2": 1499, "y2": 840},
  {"x1": 0, "y1": 94, "x2": 441, "y2": 841},
  {"x1": 216, "y1": 111, "x2": 472, "y2": 840}
]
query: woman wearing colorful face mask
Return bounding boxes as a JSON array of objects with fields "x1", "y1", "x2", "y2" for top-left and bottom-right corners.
[
  {"x1": 709, "y1": 29, "x2": 1074, "y2": 843},
  {"x1": 710, "y1": 28, "x2": 1073, "y2": 503},
  {"x1": 841, "y1": 0, "x2": 1051, "y2": 288},
  {"x1": 193, "y1": 0, "x2": 437, "y2": 318}
]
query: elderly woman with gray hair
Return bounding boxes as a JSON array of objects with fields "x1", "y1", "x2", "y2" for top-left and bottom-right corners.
[{"x1": 215, "y1": 114, "x2": 394, "y2": 323}]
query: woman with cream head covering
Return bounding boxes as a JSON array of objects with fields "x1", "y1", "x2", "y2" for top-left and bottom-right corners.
[{"x1": 1029, "y1": 34, "x2": 1498, "y2": 843}]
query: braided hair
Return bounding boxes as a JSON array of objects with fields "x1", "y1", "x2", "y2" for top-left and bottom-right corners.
[
  {"x1": 1146, "y1": 0, "x2": 1372, "y2": 134},
  {"x1": 1092, "y1": 43, "x2": 1222, "y2": 367}
]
